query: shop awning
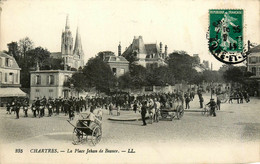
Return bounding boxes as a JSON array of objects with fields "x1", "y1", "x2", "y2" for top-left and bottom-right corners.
[{"x1": 0, "y1": 88, "x2": 27, "y2": 97}]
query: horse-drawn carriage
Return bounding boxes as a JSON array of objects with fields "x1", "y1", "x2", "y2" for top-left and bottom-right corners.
[
  {"x1": 67, "y1": 113, "x2": 102, "y2": 146},
  {"x1": 160, "y1": 103, "x2": 184, "y2": 121},
  {"x1": 147, "y1": 99, "x2": 184, "y2": 122}
]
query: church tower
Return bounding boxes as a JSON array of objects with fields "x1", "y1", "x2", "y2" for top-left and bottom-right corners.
[
  {"x1": 73, "y1": 26, "x2": 84, "y2": 67},
  {"x1": 61, "y1": 15, "x2": 73, "y2": 66}
]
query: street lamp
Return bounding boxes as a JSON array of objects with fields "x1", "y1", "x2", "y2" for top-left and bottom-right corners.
[{"x1": 210, "y1": 81, "x2": 213, "y2": 99}]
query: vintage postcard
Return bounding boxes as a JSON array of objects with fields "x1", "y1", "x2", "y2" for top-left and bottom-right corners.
[{"x1": 0, "y1": 0, "x2": 259, "y2": 163}]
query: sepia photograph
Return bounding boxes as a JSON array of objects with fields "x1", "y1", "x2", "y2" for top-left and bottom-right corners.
[{"x1": 0, "y1": 0, "x2": 259, "y2": 163}]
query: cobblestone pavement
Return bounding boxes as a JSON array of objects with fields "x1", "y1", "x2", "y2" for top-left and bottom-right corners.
[{"x1": 0, "y1": 93, "x2": 259, "y2": 163}]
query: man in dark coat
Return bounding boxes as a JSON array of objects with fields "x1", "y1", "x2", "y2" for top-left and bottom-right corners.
[
  {"x1": 141, "y1": 101, "x2": 147, "y2": 126},
  {"x1": 15, "y1": 99, "x2": 20, "y2": 119}
]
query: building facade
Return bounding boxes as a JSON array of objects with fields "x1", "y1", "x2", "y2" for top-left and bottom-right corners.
[
  {"x1": 104, "y1": 55, "x2": 129, "y2": 77},
  {"x1": 122, "y1": 36, "x2": 167, "y2": 68},
  {"x1": 50, "y1": 15, "x2": 84, "y2": 69},
  {"x1": 247, "y1": 45, "x2": 260, "y2": 77},
  {"x1": 30, "y1": 69, "x2": 74, "y2": 101},
  {"x1": 0, "y1": 52, "x2": 26, "y2": 106},
  {"x1": 247, "y1": 45, "x2": 260, "y2": 95}
]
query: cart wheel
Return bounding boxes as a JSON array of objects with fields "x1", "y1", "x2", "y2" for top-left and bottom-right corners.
[
  {"x1": 72, "y1": 128, "x2": 83, "y2": 145},
  {"x1": 177, "y1": 105, "x2": 184, "y2": 119},
  {"x1": 90, "y1": 126, "x2": 102, "y2": 146},
  {"x1": 161, "y1": 112, "x2": 167, "y2": 119}
]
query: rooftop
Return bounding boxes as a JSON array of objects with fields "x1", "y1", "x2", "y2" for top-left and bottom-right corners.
[
  {"x1": 250, "y1": 45, "x2": 260, "y2": 53},
  {"x1": 0, "y1": 52, "x2": 20, "y2": 70}
]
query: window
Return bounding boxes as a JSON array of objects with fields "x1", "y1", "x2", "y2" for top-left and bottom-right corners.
[
  {"x1": 9, "y1": 73, "x2": 14, "y2": 83},
  {"x1": 0, "y1": 72, "x2": 2, "y2": 82},
  {"x1": 112, "y1": 68, "x2": 117, "y2": 75},
  {"x1": 5, "y1": 58, "x2": 12, "y2": 67},
  {"x1": 5, "y1": 58, "x2": 9, "y2": 66},
  {"x1": 35, "y1": 89, "x2": 40, "y2": 98},
  {"x1": 48, "y1": 75, "x2": 54, "y2": 85},
  {"x1": 5, "y1": 73, "x2": 7, "y2": 82},
  {"x1": 250, "y1": 57, "x2": 257, "y2": 64},
  {"x1": 119, "y1": 68, "x2": 125, "y2": 75},
  {"x1": 252, "y1": 67, "x2": 256, "y2": 75},
  {"x1": 36, "y1": 75, "x2": 41, "y2": 85},
  {"x1": 64, "y1": 75, "x2": 69, "y2": 82},
  {"x1": 16, "y1": 73, "x2": 18, "y2": 83}
]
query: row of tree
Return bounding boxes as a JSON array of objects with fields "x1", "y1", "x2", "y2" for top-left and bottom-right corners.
[
  {"x1": 67, "y1": 50, "x2": 256, "y2": 94},
  {"x1": 5, "y1": 37, "x2": 258, "y2": 94}
]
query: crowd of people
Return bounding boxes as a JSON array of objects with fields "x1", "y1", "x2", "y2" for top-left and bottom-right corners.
[{"x1": 5, "y1": 87, "x2": 251, "y2": 122}]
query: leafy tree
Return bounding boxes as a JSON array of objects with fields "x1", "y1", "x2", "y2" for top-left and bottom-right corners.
[
  {"x1": 82, "y1": 56, "x2": 116, "y2": 93},
  {"x1": 7, "y1": 42, "x2": 20, "y2": 62},
  {"x1": 146, "y1": 65, "x2": 175, "y2": 86},
  {"x1": 202, "y1": 70, "x2": 224, "y2": 83},
  {"x1": 27, "y1": 47, "x2": 50, "y2": 68},
  {"x1": 118, "y1": 63, "x2": 147, "y2": 89},
  {"x1": 68, "y1": 72, "x2": 87, "y2": 92},
  {"x1": 223, "y1": 66, "x2": 245, "y2": 83},
  {"x1": 167, "y1": 52, "x2": 199, "y2": 83},
  {"x1": 18, "y1": 37, "x2": 34, "y2": 59},
  {"x1": 123, "y1": 51, "x2": 138, "y2": 64}
]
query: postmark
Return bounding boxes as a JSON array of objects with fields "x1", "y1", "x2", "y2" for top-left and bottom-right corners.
[{"x1": 209, "y1": 9, "x2": 246, "y2": 64}]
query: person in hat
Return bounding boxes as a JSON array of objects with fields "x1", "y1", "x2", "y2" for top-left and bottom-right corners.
[{"x1": 206, "y1": 98, "x2": 217, "y2": 117}]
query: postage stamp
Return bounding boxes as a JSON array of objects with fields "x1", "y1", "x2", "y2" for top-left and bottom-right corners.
[{"x1": 209, "y1": 9, "x2": 245, "y2": 64}]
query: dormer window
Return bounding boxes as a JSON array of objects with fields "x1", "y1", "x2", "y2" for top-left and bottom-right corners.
[{"x1": 5, "y1": 58, "x2": 12, "y2": 67}]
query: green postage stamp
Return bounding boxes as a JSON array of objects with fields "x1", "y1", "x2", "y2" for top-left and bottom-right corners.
[{"x1": 209, "y1": 9, "x2": 245, "y2": 64}]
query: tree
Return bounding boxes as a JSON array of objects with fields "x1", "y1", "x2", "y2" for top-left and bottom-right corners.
[
  {"x1": 167, "y1": 52, "x2": 199, "y2": 83},
  {"x1": 27, "y1": 47, "x2": 50, "y2": 68},
  {"x1": 123, "y1": 51, "x2": 138, "y2": 64},
  {"x1": 82, "y1": 56, "x2": 116, "y2": 93},
  {"x1": 146, "y1": 65, "x2": 175, "y2": 86},
  {"x1": 18, "y1": 37, "x2": 34, "y2": 59},
  {"x1": 68, "y1": 72, "x2": 87, "y2": 92},
  {"x1": 222, "y1": 66, "x2": 253, "y2": 86},
  {"x1": 7, "y1": 42, "x2": 20, "y2": 62},
  {"x1": 201, "y1": 70, "x2": 224, "y2": 83}
]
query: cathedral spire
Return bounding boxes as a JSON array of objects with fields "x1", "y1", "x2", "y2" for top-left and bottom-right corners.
[
  {"x1": 65, "y1": 14, "x2": 70, "y2": 30},
  {"x1": 73, "y1": 26, "x2": 84, "y2": 57}
]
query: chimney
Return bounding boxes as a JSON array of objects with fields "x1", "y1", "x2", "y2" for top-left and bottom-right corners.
[
  {"x1": 165, "y1": 45, "x2": 168, "y2": 57},
  {"x1": 211, "y1": 62, "x2": 213, "y2": 71},
  {"x1": 36, "y1": 62, "x2": 40, "y2": 71},
  {"x1": 159, "y1": 42, "x2": 162, "y2": 54},
  {"x1": 248, "y1": 40, "x2": 250, "y2": 51},
  {"x1": 118, "y1": 42, "x2": 121, "y2": 56}
]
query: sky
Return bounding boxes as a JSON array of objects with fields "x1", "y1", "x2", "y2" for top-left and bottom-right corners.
[{"x1": 0, "y1": 0, "x2": 259, "y2": 70}]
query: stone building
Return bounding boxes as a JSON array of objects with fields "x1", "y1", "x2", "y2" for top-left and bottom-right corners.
[
  {"x1": 50, "y1": 15, "x2": 84, "y2": 69},
  {"x1": 104, "y1": 55, "x2": 129, "y2": 77},
  {"x1": 247, "y1": 45, "x2": 260, "y2": 76},
  {"x1": 122, "y1": 36, "x2": 167, "y2": 68},
  {"x1": 30, "y1": 68, "x2": 74, "y2": 101},
  {"x1": 247, "y1": 45, "x2": 260, "y2": 95},
  {"x1": 0, "y1": 52, "x2": 26, "y2": 106}
]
